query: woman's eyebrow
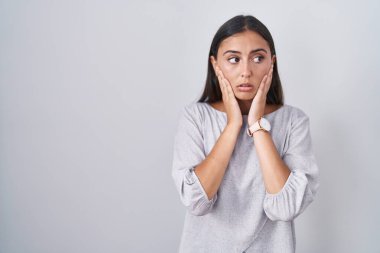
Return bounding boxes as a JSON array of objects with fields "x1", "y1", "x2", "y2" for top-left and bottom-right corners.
[{"x1": 223, "y1": 48, "x2": 268, "y2": 55}]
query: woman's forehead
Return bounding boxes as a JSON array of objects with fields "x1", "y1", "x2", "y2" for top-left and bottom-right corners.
[{"x1": 219, "y1": 31, "x2": 269, "y2": 53}]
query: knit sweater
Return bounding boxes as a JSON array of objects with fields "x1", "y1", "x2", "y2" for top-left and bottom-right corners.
[{"x1": 171, "y1": 101, "x2": 320, "y2": 253}]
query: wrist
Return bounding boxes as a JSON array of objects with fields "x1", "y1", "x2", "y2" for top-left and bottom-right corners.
[
  {"x1": 226, "y1": 122, "x2": 242, "y2": 132},
  {"x1": 246, "y1": 117, "x2": 271, "y2": 137},
  {"x1": 248, "y1": 116, "x2": 262, "y2": 127},
  {"x1": 252, "y1": 129, "x2": 269, "y2": 137},
  {"x1": 227, "y1": 120, "x2": 242, "y2": 129}
]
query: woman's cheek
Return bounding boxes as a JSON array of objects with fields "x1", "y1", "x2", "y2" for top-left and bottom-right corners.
[
  {"x1": 219, "y1": 64, "x2": 235, "y2": 82},
  {"x1": 219, "y1": 62, "x2": 232, "y2": 73},
  {"x1": 254, "y1": 64, "x2": 270, "y2": 82},
  {"x1": 262, "y1": 62, "x2": 272, "y2": 74}
]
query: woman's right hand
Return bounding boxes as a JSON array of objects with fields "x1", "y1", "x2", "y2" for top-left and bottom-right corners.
[{"x1": 215, "y1": 66, "x2": 243, "y2": 128}]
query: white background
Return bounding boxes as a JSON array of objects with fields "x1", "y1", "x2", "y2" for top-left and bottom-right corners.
[{"x1": 1, "y1": 0, "x2": 379, "y2": 252}]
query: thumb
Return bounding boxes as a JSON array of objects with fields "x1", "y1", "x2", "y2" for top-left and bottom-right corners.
[{"x1": 256, "y1": 75, "x2": 268, "y2": 96}]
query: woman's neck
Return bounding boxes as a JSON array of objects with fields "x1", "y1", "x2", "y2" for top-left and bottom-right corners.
[
  {"x1": 209, "y1": 100, "x2": 280, "y2": 116},
  {"x1": 237, "y1": 99, "x2": 252, "y2": 115}
]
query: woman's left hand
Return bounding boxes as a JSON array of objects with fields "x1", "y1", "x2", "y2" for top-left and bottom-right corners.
[{"x1": 247, "y1": 63, "x2": 274, "y2": 126}]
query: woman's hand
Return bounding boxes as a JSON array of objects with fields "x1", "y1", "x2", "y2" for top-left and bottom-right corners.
[
  {"x1": 215, "y1": 66, "x2": 243, "y2": 128},
  {"x1": 247, "y1": 63, "x2": 274, "y2": 126}
]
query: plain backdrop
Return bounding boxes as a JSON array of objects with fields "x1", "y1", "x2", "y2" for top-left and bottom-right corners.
[{"x1": 1, "y1": 0, "x2": 380, "y2": 252}]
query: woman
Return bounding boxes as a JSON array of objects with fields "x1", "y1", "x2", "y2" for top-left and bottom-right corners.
[{"x1": 171, "y1": 15, "x2": 319, "y2": 253}]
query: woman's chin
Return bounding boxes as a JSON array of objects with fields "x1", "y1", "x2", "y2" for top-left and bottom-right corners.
[{"x1": 235, "y1": 92, "x2": 256, "y2": 101}]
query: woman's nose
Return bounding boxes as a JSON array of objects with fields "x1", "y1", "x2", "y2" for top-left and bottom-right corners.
[{"x1": 240, "y1": 61, "x2": 252, "y2": 78}]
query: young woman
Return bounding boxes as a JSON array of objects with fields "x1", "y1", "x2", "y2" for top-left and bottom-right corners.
[{"x1": 171, "y1": 15, "x2": 320, "y2": 253}]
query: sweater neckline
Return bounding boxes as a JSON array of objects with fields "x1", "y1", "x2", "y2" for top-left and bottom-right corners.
[{"x1": 204, "y1": 102, "x2": 286, "y2": 118}]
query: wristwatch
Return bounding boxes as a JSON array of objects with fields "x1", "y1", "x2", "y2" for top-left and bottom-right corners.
[{"x1": 246, "y1": 117, "x2": 271, "y2": 137}]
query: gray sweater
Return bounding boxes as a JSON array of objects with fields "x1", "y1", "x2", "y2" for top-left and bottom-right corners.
[{"x1": 171, "y1": 101, "x2": 320, "y2": 253}]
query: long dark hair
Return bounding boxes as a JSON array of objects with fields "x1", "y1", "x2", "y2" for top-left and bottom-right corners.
[{"x1": 198, "y1": 15, "x2": 284, "y2": 105}]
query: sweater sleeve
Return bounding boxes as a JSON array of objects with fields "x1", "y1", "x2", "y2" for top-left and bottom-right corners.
[
  {"x1": 171, "y1": 104, "x2": 218, "y2": 216},
  {"x1": 263, "y1": 109, "x2": 320, "y2": 221}
]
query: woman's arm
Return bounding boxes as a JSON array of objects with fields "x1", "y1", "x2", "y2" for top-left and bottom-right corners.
[
  {"x1": 193, "y1": 123, "x2": 241, "y2": 201},
  {"x1": 254, "y1": 112, "x2": 320, "y2": 221},
  {"x1": 252, "y1": 130, "x2": 291, "y2": 194},
  {"x1": 171, "y1": 104, "x2": 241, "y2": 216}
]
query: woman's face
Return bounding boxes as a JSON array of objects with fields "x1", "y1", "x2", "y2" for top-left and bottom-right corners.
[{"x1": 211, "y1": 30, "x2": 275, "y2": 101}]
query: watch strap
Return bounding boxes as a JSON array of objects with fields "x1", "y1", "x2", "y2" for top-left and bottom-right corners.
[{"x1": 246, "y1": 117, "x2": 269, "y2": 137}]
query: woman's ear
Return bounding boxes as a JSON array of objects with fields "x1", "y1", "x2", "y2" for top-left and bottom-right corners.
[
  {"x1": 271, "y1": 55, "x2": 276, "y2": 65},
  {"x1": 210, "y1": 55, "x2": 218, "y2": 71}
]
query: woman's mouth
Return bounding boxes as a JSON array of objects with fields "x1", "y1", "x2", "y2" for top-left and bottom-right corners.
[{"x1": 237, "y1": 83, "x2": 254, "y2": 92}]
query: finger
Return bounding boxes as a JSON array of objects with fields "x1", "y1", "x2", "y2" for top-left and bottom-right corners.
[
  {"x1": 266, "y1": 66, "x2": 273, "y2": 80},
  {"x1": 256, "y1": 75, "x2": 268, "y2": 96},
  {"x1": 221, "y1": 78, "x2": 232, "y2": 101},
  {"x1": 265, "y1": 63, "x2": 272, "y2": 76},
  {"x1": 216, "y1": 68, "x2": 229, "y2": 91},
  {"x1": 261, "y1": 64, "x2": 273, "y2": 93},
  {"x1": 220, "y1": 75, "x2": 234, "y2": 98},
  {"x1": 215, "y1": 67, "x2": 235, "y2": 100},
  {"x1": 216, "y1": 73, "x2": 227, "y2": 99},
  {"x1": 266, "y1": 65, "x2": 274, "y2": 91},
  {"x1": 225, "y1": 80, "x2": 235, "y2": 98},
  {"x1": 261, "y1": 75, "x2": 268, "y2": 89},
  {"x1": 269, "y1": 64, "x2": 274, "y2": 78},
  {"x1": 215, "y1": 69, "x2": 220, "y2": 79},
  {"x1": 225, "y1": 82, "x2": 233, "y2": 97},
  {"x1": 216, "y1": 68, "x2": 227, "y2": 84},
  {"x1": 216, "y1": 66, "x2": 227, "y2": 80},
  {"x1": 216, "y1": 73, "x2": 223, "y2": 89},
  {"x1": 221, "y1": 78, "x2": 227, "y2": 95},
  {"x1": 269, "y1": 64, "x2": 274, "y2": 76},
  {"x1": 217, "y1": 68, "x2": 223, "y2": 78},
  {"x1": 215, "y1": 66, "x2": 220, "y2": 76}
]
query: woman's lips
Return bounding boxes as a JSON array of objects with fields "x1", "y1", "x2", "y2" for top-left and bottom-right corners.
[{"x1": 237, "y1": 83, "x2": 254, "y2": 92}]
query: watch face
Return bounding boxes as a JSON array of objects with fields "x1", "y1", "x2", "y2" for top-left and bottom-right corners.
[{"x1": 260, "y1": 118, "x2": 271, "y2": 131}]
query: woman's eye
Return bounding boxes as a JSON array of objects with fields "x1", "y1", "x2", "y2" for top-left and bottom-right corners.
[
  {"x1": 253, "y1": 56, "x2": 264, "y2": 63},
  {"x1": 227, "y1": 57, "x2": 240, "y2": 63}
]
